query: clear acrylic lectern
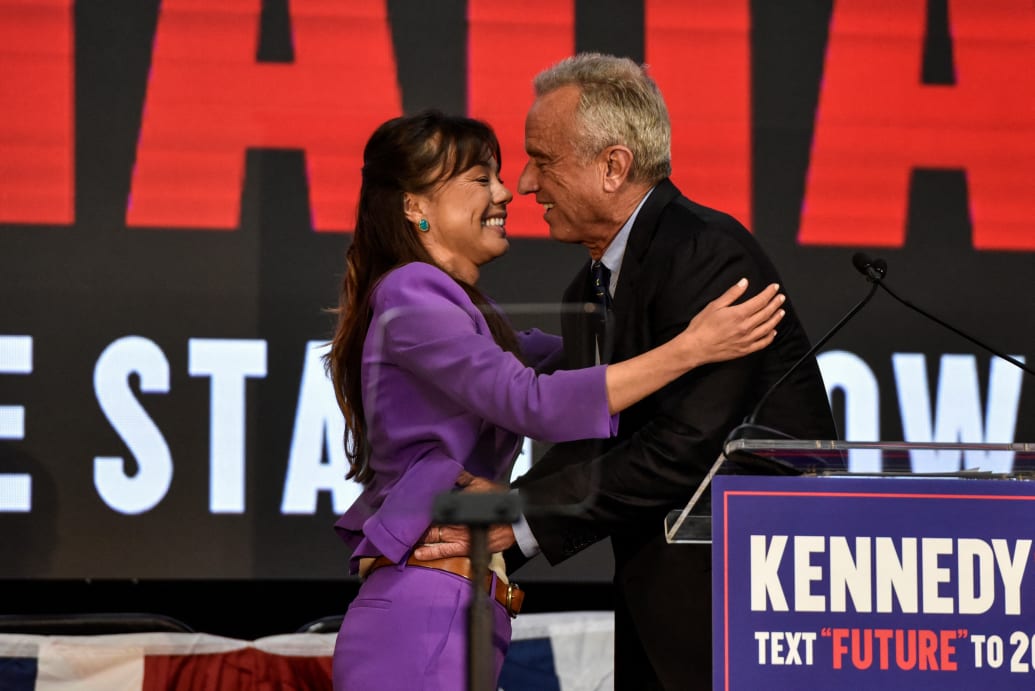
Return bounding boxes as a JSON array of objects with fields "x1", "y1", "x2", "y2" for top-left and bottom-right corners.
[{"x1": 664, "y1": 438, "x2": 1035, "y2": 544}]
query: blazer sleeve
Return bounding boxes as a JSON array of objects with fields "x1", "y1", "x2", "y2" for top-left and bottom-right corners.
[
  {"x1": 373, "y1": 263, "x2": 617, "y2": 442},
  {"x1": 518, "y1": 328, "x2": 565, "y2": 372}
]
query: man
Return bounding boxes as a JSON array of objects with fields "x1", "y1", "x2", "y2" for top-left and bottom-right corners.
[{"x1": 419, "y1": 53, "x2": 837, "y2": 690}]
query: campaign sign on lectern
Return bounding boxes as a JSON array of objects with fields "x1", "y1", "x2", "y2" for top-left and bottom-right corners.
[{"x1": 712, "y1": 474, "x2": 1035, "y2": 690}]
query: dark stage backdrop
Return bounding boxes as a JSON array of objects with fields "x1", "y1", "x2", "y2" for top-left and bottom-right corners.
[{"x1": 2, "y1": 0, "x2": 1033, "y2": 602}]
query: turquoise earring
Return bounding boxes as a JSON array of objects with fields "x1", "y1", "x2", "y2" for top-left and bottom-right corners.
[{"x1": 418, "y1": 218, "x2": 430, "y2": 232}]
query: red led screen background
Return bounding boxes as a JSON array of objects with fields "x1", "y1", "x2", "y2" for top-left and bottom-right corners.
[{"x1": 1, "y1": 0, "x2": 1032, "y2": 582}]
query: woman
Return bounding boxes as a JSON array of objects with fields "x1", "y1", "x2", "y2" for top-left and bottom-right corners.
[{"x1": 324, "y1": 110, "x2": 784, "y2": 690}]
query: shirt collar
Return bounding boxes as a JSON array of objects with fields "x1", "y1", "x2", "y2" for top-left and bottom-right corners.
[{"x1": 598, "y1": 186, "x2": 654, "y2": 291}]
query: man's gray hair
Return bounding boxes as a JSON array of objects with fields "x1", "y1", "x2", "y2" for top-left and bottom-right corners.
[{"x1": 533, "y1": 52, "x2": 672, "y2": 183}]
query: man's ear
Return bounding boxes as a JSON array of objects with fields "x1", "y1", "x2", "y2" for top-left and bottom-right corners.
[{"x1": 601, "y1": 145, "x2": 633, "y2": 193}]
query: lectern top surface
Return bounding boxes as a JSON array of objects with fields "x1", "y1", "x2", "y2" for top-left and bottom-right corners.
[
  {"x1": 665, "y1": 438, "x2": 1035, "y2": 544},
  {"x1": 722, "y1": 438, "x2": 1035, "y2": 477}
]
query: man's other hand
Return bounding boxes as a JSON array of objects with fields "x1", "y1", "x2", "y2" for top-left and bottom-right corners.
[{"x1": 413, "y1": 471, "x2": 516, "y2": 559}]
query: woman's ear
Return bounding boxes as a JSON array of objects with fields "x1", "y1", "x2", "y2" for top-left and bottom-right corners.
[{"x1": 399, "y1": 193, "x2": 424, "y2": 225}]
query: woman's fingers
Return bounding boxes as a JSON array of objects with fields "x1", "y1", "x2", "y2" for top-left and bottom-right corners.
[
  {"x1": 708, "y1": 277, "x2": 750, "y2": 309},
  {"x1": 737, "y1": 283, "x2": 781, "y2": 317},
  {"x1": 709, "y1": 281, "x2": 783, "y2": 326},
  {"x1": 758, "y1": 308, "x2": 785, "y2": 335},
  {"x1": 685, "y1": 279, "x2": 789, "y2": 363},
  {"x1": 745, "y1": 308, "x2": 784, "y2": 350},
  {"x1": 729, "y1": 283, "x2": 784, "y2": 335}
]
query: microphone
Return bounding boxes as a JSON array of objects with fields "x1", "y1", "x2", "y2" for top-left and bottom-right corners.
[
  {"x1": 852, "y1": 252, "x2": 887, "y2": 283},
  {"x1": 857, "y1": 254, "x2": 1035, "y2": 378},
  {"x1": 732, "y1": 256, "x2": 883, "y2": 437}
]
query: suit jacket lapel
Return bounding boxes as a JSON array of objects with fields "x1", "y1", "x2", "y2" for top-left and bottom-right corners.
[
  {"x1": 608, "y1": 179, "x2": 680, "y2": 362},
  {"x1": 562, "y1": 260, "x2": 597, "y2": 367}
]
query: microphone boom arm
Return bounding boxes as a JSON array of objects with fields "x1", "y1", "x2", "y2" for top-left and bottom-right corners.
[
  {"x1": 731, "y1": 251, "x2": 1033, "y2": 444},
  {"x1": 742, "y1": 279, "x2": 881, "y2": 428},
  {"x1": 875, "y1": 281, "x2": 1035, "y2": 377}
]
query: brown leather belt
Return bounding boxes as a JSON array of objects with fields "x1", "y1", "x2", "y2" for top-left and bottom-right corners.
[{"x1": 368, "y1": 555, "x2": 524, "y2": 618}]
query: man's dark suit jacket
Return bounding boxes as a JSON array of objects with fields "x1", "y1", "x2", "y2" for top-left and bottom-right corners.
[{"x1": 510, "y1": 178, "x2": 838, "y2": 690}]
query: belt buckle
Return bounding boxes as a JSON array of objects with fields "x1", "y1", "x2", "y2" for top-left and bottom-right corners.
[{"x1": 506, "y1": 582, "x2": 518, "y2": 618}]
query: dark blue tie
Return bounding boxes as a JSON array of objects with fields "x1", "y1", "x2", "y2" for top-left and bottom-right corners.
[
  {"x1": 590, "y1": 261, "x2": 612, "y2": 355},
  {"x1": 591, "y1": 261, "x2": 612, "y2": 310}
]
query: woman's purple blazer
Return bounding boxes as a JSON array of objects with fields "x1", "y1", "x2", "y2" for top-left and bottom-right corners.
[{"x1": 334, "y1": 261, "x2": 617, "y2": 573}]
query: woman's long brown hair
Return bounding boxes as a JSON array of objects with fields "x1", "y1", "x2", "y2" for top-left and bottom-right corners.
[{"x1": 324, "y1": 110, "x2": 522, "y2": 484}]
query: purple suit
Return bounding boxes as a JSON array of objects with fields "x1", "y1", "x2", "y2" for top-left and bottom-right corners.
[{"x1": 332, "y1": 262, "x2": 616, "y2": 690}]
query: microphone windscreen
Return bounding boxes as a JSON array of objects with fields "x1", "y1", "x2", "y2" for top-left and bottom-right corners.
[{"x1": 851, "y1": 252, "x2": 874, "y2": 276}]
